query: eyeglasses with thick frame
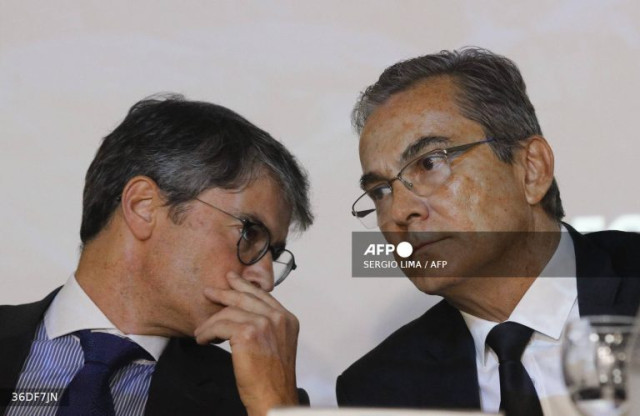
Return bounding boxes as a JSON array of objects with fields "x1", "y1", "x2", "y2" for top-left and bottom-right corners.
[
  {"x1": 194, "y1": 198, "x2": 297, "y2": 286},
  {"x1": 351, "y1": 138, "x2": 495, "y2": 228}
]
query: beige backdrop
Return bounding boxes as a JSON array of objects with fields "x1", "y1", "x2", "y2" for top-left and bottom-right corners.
[{"x1": 2, "y1": 0, "x2": 639, "y2": 406}]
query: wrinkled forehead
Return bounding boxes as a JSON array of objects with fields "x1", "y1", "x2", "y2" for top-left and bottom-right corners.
[{"x1": 358, "y1": 77, "x2": 464, "y2": 174}]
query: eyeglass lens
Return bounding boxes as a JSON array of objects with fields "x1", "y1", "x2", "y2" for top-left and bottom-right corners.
[
  {"x1": 238, "y1": 223, "x2": 270, "y2": 263},
  {"x1": 237, "y1": 222, "x2": 295, "y2": 285},
  {"x1": 272, "y1": 250, "x2": 295, "y2": 286},
  {"x1": 354, "y1": 152, "x2": 452, "y2": 228}
]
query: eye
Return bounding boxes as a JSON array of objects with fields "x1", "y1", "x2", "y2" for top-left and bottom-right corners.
[
  {"x1": 366, "y1": 184, "x2": 392, "y2": 201},
  {"x1": 241, "y1": 223, "x2": 262, "y2": 242},
  {"x1": 418, "y1": 155, "x2": 437, "y2": 171}
]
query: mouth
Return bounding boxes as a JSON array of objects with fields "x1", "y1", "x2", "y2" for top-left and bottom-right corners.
[{"x1": 408, "y1": 235, "x2": 449, "y2": 259}]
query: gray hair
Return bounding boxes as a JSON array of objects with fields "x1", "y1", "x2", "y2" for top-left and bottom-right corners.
[
  {"x1": 352, "y1": 47, "x2": 564, "y2": 221},
  {"x1": 81, "y1": 94, "x2": 313, "y2": 243}
]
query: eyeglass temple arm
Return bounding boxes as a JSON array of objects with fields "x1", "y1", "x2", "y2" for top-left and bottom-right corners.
[
  {"x1": 445, "y1": 138, "x2": 495, "y2": 156},
  {"x1": 352, "y1": 208, "x2": 375, "y2": 218}
]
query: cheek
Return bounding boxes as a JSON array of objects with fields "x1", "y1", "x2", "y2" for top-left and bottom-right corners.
[
  {"x1": 151, "y1": 224, "x2": 221, "y2": 292},
  {"x1": 432, "y1": 166, "x2": 526, "y2": 231},
  {"x1": 148, "y1": 239, "x2": 201, "y2": 304},
  {"x1": 482, "y1": 166, "x2": 529, "y2": 222},
  {"x1": 430, "y1": 175, "x2": 478, "y2": 230}
]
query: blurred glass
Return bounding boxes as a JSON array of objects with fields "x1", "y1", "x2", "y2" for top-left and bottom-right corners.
[
  {"x1": 562, "y1": 315, "x2": 635, "y2": 416},
  {"x1": 628, "y1": 312, "x2": 640, "y2": 416}
]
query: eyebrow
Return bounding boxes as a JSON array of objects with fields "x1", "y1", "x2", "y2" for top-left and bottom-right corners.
[
  {"x1": 235, "y1": 211, "x2": 262, "y2": 228},
  {"x1": 400, "y1": 136, "x2": 450, "y2": 162},
  {"x1": 358, "y1": 136, "x2": 451, "y2": 190},
  {"x1": 359, "y1": 172, "x2": 389, "y2": 190}
]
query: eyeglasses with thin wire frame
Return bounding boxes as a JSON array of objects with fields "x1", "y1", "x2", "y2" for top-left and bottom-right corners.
[
  {"x1": 194, "y1": 198, "x2": 296, "y2": 286},
  {"x1": 351, "y1": 138, "x2": 495, "y2": 228}
]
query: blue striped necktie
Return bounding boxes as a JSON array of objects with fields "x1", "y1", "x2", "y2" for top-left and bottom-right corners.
[{"x1": 56, "y1": 330, "x2": 151, "y2": 416}]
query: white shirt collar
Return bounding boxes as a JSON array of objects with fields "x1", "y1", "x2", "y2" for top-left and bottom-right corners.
[
  {"x1": 461, "y1": 226, "x2": 577, "y2": 366},
  {"x1": 44, "y1": 275, "x2": 169, "y2": 361}
]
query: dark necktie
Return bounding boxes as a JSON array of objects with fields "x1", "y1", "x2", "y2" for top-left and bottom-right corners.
[
  {"x1": 486, "y1": 322, "x2": 544, "y2": 416},
  {"x1": 56, "y1": 330, "x2": 151, "y2": 416}
]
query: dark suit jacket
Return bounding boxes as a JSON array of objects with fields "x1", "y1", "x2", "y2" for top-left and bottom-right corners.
[
  {"x1": 336, "y1": 226, "x2": 640, "y2": 410},
  {"x1": 0, "y1": 291, "x2": 309, "y2": 416}
]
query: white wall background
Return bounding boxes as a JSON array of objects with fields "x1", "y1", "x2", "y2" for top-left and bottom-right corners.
[{"x1": 2, "y1": 0, "x2": 639, "y2": 406}]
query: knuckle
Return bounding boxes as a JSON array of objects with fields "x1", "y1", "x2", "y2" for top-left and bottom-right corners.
[
  {"x1": 255, "y1": 316, "x2": 271, "y2": 331},
  {"x1": 239, "y1": 323, "x2": 259, "y2": 341},
  {"x1": 269, "y1": 310, "x2": 286, "y2": 327}
]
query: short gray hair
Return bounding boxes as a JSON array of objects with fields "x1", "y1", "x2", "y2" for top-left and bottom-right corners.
[
  {"x1": 81, "y1": 94, "x2": 313, "y2": 243},
  {"x1": 352, "y1": 47, "x2": 564, "y2": 221}
]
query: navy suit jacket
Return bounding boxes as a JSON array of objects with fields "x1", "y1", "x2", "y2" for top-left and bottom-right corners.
[
  {"x1": 0, "y1": 291, "x2": 309, "y2": 416},
  {"x1": 336, "y1": 226, "x2": 640, "y2": 410}
]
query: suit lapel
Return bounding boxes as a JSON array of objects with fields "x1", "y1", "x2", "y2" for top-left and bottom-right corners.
[
  {"x1": 0, "y1": 290, "x2": 59, "y2": 409},
  {"x1": 406, "y1": 300, "x2": 480, "y2": 409},
  {"x1": 145, "y1": 338, "x2": 246, "y2": 416},
  {"x1": 566, "y1": 224, "x2": 627, "y2": 316},
  {"x1": 427, "y1": 301, "x2": 481, "y2": 409}
]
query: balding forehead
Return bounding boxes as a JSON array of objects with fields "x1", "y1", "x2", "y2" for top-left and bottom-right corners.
[{"x1": 360, "y1": 77, "x2": 461, "y2": 139}]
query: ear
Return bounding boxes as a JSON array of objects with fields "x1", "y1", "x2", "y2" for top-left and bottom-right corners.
[
  {"x1": 120, "y1": 176, "x2": 162, "y2": 241},
  {"x1": 520, "y1": 136, "x2": 555, "y2": 206}
]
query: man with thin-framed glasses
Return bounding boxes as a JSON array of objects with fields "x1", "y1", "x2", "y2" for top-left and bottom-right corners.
[
  {"x1": 0, "y1": 95, "x2": 313, "y2": 416},
  {"x1": 337, "y1": 48, "x2": 640, "y2": 416}
]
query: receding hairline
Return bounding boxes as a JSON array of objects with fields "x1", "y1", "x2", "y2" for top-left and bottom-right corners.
[{"x1": 357, "y1": 75, "x2": 476, "y2": 145}]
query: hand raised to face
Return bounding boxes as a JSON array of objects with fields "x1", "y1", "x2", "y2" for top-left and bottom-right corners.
[{"x1": 194, "y1": 271, "x2": 300, "y2": 416}]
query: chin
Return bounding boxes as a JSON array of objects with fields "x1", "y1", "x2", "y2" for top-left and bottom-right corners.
[{"x1": 408, "y1": 275, "x2": 466, "y2": 296}]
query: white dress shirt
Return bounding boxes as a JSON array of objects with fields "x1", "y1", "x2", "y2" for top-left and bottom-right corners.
[
  {"x1": 6, "y1": 275, "x2": 170, "y2": 416},
  {"x1": 44, "y1": 275, "x2": 168, "y2": 360},
  {"x1": 460, "y1": 228, "x2": 581, "y2": 416}
]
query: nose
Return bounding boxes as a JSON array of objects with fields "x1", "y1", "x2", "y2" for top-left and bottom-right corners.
[
  {"x1": 385, "y1": 180, "x2": 429, "y2": 229},
  {"x1": 242, "y1": 253, "x2": 275, "y2": 292}
]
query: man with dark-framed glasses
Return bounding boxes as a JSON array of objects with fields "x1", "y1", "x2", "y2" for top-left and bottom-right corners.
[
  {"x1": 0, "y1": 95, "x2": 313, "y2": 416},
  {"x1": 337, "y1": 48, "x2": 640, "y2": 416}
]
